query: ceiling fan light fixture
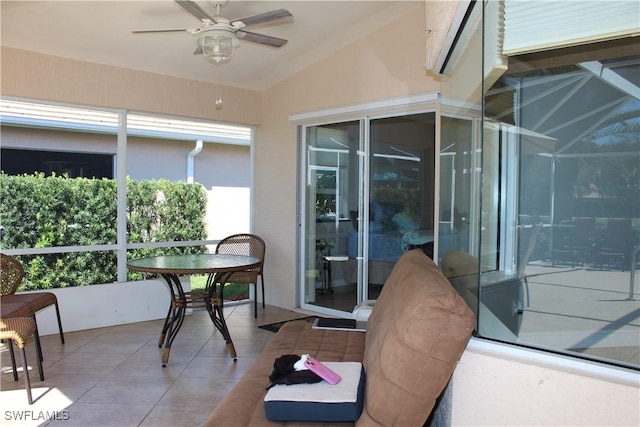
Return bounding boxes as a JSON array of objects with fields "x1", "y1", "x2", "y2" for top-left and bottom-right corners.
[{"x1": 198, "y1": 31, "x2": 237, "y2": 63}]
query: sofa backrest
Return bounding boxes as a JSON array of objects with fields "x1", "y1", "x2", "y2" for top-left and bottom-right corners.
[{"x1": 359, "y1": 249, "x2": 475, "y2": 426}]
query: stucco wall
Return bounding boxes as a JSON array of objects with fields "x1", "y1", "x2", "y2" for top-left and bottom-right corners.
[
  {"x1": 452, "y1": 339, "x2": 639, "y2": 426},
  {"x1": 1, "y1": 46, "x2": 262, "y2": 125},
  {"x1": 256, "y1": 2, "x2": 436, "y2": 309}
]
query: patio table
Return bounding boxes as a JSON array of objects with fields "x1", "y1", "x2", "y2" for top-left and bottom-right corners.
[{"x1": 127, "y1": 253, "x2": 260, "y2": 366}]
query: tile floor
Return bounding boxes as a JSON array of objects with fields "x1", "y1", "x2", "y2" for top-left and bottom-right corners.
[{"x1": 0, "y1": 303, "x2": 306, "y2": 427}]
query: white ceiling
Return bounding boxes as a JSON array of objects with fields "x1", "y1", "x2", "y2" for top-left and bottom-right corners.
[{"x1": 1, "y1": 1, "x2": 423, "y2": 91}]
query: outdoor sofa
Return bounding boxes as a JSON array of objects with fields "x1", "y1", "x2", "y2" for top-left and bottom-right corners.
[{"x1": 204, "y1": 248, "x2": 475, "y2": 426}]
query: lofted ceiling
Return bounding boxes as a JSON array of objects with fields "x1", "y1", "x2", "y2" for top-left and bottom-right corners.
[{"x1": 0, "y1": 0, "x2": 424, "y2": 91}]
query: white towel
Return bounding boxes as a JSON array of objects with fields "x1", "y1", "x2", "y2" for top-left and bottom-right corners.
[{"x1": 264, "y1": 362, "x2": 362, "y2": 403}]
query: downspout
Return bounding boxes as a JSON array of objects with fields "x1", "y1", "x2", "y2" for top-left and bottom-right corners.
[{"x1": 187, "y1": 140, "x2": 204, "y2": 183}]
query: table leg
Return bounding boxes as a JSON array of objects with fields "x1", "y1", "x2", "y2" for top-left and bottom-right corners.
[
  {"x1": 226, "y1": 342, "x2": 237, "y2": 359},
  {"x1": 205, "y1": 271, "x2": 237, "y2": 361},
  {"x1": 158, "y1": 304, "x2": 172, "y2": 347},
  {"x1": 327, "y1": 259, "x2": 334, "y2": 293},
  {"x1": 159, "y1": 273, "x2": 188, "y2": 367},
  {"x1": 161, "y1": 347, "x2": 171, "y2": 365}
]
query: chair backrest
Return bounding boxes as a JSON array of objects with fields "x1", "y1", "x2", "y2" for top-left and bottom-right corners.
[
  {"x1": 572, "y1": 217, "x2": 596, "y2": 245},
  {"x1": 215, "y1": 234, "x2": 266, "y2": 277},
  {"x1": 604, "y1": 218, "x2": 633, "y2": 248},
  {"x1": 0, "y1": 253, "x2": 26, "y2": 296}
]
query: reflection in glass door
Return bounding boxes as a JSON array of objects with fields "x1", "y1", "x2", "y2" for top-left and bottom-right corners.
[
  {"x1": 302, "y1": 121, "x2": 360, "y2": 314},
  {"x1": 439, "y1": 115, "x2": 479, "y2": 261},
  {"x1": 368, "y1": 115, "x2": 435, "y2": 299},
  {"x1": 300, "y1": 113, "x2": 436, "y2": 316}
]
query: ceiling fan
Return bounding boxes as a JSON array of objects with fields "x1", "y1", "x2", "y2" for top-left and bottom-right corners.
[{"x1": 133, "y1": 0, "x2": 293, "y2": 62}]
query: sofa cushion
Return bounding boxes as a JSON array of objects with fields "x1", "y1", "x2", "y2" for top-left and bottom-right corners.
[
  {"x1": 359, "y1": 249, "x2": 475, "y2": 426},
  {"x1": 204, "y1": 321, "x2": 365, "y2": 427},
  {"x1": 264, "y1": 362, "x2": 366, "y2": 422}
]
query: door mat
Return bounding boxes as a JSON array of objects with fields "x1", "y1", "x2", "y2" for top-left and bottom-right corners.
[{"x1": 258, "y1": 316, "x2": 318, "y2": 333}]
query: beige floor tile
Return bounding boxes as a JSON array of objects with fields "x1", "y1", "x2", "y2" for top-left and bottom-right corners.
[
  {"x1": 46, "y1": 402, "x2": 154, "y2": 426},
  {"x1": 110, "y1": 353, "x2": 191, "y2": 378},
  {"x1": 160, "y1": 338, "x2": 208, "y2": 359},
  {"x1": 38, "y1": 333, "x2": 100, "y2": 355},
  {"x1": 181, "y1": 355, "x2": 257, "y2": 379},
  {"x1": 36, "y1": 372, "x2": 104, "y2": 401},
  {"x1": 74, "y1": 335, "x2": 151, "y2": 356},
  {"x1": 157, "y1": 376, "x2": 238, "y2": 408},
  {"x1": 139, "y1": 404, "x2": 214, "y2": 427},
  {"x1": 45, "y1": 352, "x2": 131, "y2": 376},
  {"x1": 78, "y1": 375, "x2": 175, "y2": 404},
  {"x1": 224, "y1": 325, "x2": 275, "y2": 341}
]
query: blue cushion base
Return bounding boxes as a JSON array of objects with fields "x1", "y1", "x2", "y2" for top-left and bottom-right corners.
[{"x1": 264, "y1": 366, "x2": 365, "y2": 422}]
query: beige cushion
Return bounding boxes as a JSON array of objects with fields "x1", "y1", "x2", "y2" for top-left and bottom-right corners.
[{"x1": 358, "y1": 249, "x2": 475, "y2": 426}]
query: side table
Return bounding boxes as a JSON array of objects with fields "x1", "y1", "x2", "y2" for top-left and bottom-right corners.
[{"x1": 323, "y1": 255, "x2": 349, "y2": 293}]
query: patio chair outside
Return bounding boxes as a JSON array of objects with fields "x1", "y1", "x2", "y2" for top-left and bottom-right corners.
[
  {"x1": 596, "y1": 218, "x2": 636, "y2": 271},
  {"x1": 215, "y1": 234, "x2": 266, "y2": 318},
  {"x1": 552, "y1": 217, "x2": 596, "y2": 267},
  {"x1": 0, "y1": 253, "x2": 65, "y2": 344}
]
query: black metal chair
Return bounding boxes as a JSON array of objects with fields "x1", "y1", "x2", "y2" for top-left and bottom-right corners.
[
  {"x1": 596, "y1": 218, "x2": 636, "y2": 270},
  {"x1": 552, "y1": 217, "x2": 596, "y2": 267}
]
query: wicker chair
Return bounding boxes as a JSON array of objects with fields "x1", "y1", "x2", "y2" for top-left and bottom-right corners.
[
  {"x1": 1, "y1": 302, "x2": 44, "y2": 377},
  {"x1": 0, "y1": 253, "x2": 65, "y2": 344},
  {"x1": 0, "y1": 316, "x2": 43, "y2": 404},
  {"x1": 215, "y1": 234, "x2": 266, "y2": 318}
]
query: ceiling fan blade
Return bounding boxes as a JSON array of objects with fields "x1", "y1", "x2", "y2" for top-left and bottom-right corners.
[
  {"x1": 236, "y1": 30, "x2": 288, "y2": 48},
  {"x1": 232, "y1": 9, "x2": 292, "y2": 28},
  {"x1": 175, "y1": 0, "x2": 216, "y2": 23},
  {"x1": 132, "y1": 29, "x2": 191, "y2": 34}
]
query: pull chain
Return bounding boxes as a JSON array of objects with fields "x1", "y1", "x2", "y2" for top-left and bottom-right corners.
[{"x1": 215, "y1": 62, "x2": 222, "y2": 110}]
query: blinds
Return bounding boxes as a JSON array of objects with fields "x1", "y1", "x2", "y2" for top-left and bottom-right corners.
[{"x1": 503, "y1": 0, "x2": 640, "y2": 55}]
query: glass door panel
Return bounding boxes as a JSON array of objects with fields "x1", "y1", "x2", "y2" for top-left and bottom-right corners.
[
  {"x1": 439, "y1": 115, "x2": 477, "y2": 261},
  {"x1": 300, "y1": 113, "x2": 436, "y2": 316},
  {"x1": 368, "y1": 114, "x2": 435, "y2": 299},
  {"x1": 303, "y1": 121, "x2": 360, "y2": 313}
]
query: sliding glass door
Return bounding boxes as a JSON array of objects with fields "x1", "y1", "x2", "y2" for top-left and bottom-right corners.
[
  {"x1": 299, "y1": 112, "x2": 435, "y2": 316},
  {"x1": 302, "y1": 121, "x2": 361, "y2": 313}
]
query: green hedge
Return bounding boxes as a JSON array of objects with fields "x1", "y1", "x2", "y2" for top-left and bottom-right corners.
[{"x1": 0, "y1": 173, "x2": 207, "y2": 290}]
